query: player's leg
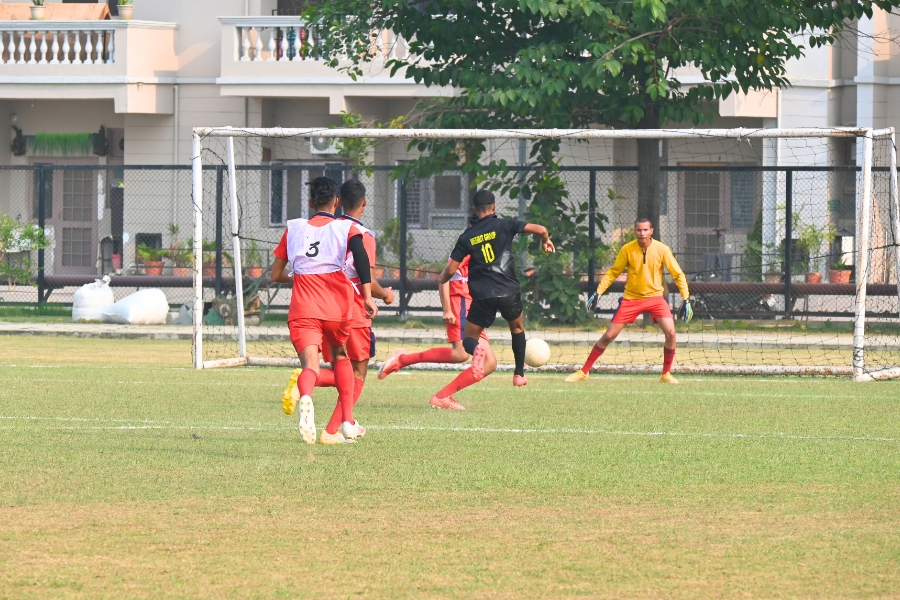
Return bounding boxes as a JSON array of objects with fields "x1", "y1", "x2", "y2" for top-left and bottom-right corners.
[
  {"x1": 657, "y1": 316, "x2": 679, "y2": 384},
  {"x1": 379, "y1": 296, "x2": 469, "y2": 379},
  {"x1": 496, "y1": 294, "x2": 527, "y2": 386},
  {"x1": 430, "y1": 338, "x2": 496, "y2": 410},
  {"x1": 293, "y1": 342, "x2": 322, "y2": 445},
  {"x1": 461, "y1": 297, "x2": 495, "y2": 381},
  {"x1": 567, "y1": 322, "x2": 627, "y2": 382},
  {"x1": 316, "y1": 344, "x2": 336, "y2": 387},
  {"x1": 283, "y1": 319, "x2": 323, "y2": 416}
]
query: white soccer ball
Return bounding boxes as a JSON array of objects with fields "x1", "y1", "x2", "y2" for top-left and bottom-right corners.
[{"x1": 524, "y1": 338, "x2": 551, "y2": 368}]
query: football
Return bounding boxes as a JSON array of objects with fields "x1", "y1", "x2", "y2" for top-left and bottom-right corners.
[{"x1": 524, "y1": 338, "x2": 551, "y2": 368}]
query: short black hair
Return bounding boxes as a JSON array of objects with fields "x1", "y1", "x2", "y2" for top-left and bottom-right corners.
[
  {"x1": 307, "y1": 176, "x2": 340, "y2": 208},
  {"x1": 635, "y1": 217, "x2": 654, "y2": 228},
  {"x1": 472, "y1": 189, "x2": 495, "y2": 206},
  {"x1": 340, "y1": 179, "x2": 366, "y2": 211}
]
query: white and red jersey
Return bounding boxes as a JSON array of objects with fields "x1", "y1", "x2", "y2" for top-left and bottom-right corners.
[
  {"x1": 448, "y1": 255, "x2": 472, "y2": 300},
  {"x1": 340, "y1": 215, "x2": 377, "y2": 329},
  {"x1": 273, "y1": 212, "x2": 361, "y2": 323}
]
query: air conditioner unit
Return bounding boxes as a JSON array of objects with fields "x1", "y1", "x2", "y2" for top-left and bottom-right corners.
[{"x1": 310, "y1": 136, "x2": 339, "y2": 155}]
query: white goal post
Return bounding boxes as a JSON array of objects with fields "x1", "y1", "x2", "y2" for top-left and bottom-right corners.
[{"x1": 191, "y1": 126, "x2": 898, "y2": 380}]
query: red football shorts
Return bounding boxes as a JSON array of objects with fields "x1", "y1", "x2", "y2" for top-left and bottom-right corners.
[
  {"x1": 611, "y1": 296, "x2": 673, "y2": 324},
  {"x1": 346, "y1": 327, "x2": 376, "y2": 362},
  {"x1": 446, "y1": 295, "x2": 489, "y2": 344},
  {"x1": 289, "y1": 318, "x2": 350, "y2": 355}
]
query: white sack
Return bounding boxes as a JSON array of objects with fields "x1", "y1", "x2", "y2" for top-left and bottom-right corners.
[
  {"x1": 101, "y1": 289, "x2": 169, "y2": 325},
  {"x1": 72, "y1": 276, "x2": 115, "y2": 322}
]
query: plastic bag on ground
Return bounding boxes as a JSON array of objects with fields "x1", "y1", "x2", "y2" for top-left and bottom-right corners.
[
  {"x1": 72, "y1": 276, "x2": 114, "y2": 322},
  {"x1": 101, "y1": 289, "x2": 169, "y2": 325}
]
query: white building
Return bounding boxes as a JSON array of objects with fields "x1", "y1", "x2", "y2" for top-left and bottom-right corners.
[{"x1": 0, "y1": 0, "x2": 895, "y2": 290}]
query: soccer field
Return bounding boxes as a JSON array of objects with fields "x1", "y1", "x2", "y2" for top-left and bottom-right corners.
[{"x1": 1, "y1": 337, "x2": 898, "y2": 598}]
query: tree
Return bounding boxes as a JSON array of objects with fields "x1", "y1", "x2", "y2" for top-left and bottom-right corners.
[{"x1": 313, "y1": 0, "x2": 896, "y2": 217}]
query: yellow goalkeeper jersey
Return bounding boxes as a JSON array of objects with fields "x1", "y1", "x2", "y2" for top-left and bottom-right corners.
[{"x1": 597, "y1": 239, "x2": 690, "y2": 301}]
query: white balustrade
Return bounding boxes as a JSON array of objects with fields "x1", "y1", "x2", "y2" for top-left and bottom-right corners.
[
  {"x1": 229, "y1": 18, "x2": 411, "y2": 64},
  {"x1": 0, "y1": 25, "x2": 117, "y2": 65}
]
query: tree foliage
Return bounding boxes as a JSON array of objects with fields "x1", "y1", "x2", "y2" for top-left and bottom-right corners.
[
  {"x1": 308, "y1": 0, "x2": 896, "y2": 320},
  {"x1": 0, "y1": 214, "x2": 49, "y2": 290}
]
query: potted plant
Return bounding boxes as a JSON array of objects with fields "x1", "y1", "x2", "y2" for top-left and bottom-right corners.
[
  {"x1": 117, "y1": 0, "x2": 134, "y2": 20},
  {"x1": 167, "y1": 224, "x2": 190, "y2": 277},
  {"x1": 30, "y1": 0, "x2": 45, "y2": 21},
  {"x1": 137, "y1": 243, "x2": 165, "y2": 276},
  {"x1": 793, "y1": 215, "x2": 837, "y2": 284},
  {"x1": 0, "y1": 213, "x2": 49, "y2": 289},
  {"x1": 244, "y1": 240, "x2": 265, "y2": 279},
  {"x1": 828, "y1": 257, "x2": 852, "y2": 284}
]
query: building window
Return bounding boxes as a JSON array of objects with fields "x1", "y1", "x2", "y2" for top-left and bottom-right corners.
[
  {"x1": 62, "y1": 170, "x2": 92, "y2": 222},
  {"x1": 62, "y1": 227, "x2": 92, "y2": 267},
  {"x1": 683, "y1": 233, "x2": 719, "y2": 274},
  {"x1": 730, "y1": 171, "x2": 755, "y2": 228},
  {"x1": 269, "y1": 164, "x2": 345, "y2": 226},
  {"x1": 684, "y1": 172, "x2": 720, "y2": 229},
  {"x1": 396, "y1": 168, "x2": 467, "y2": 229}
]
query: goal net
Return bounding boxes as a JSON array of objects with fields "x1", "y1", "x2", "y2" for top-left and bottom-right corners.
[{"x1": 189, "y1": 126, "x2": 899, "y2": 381}]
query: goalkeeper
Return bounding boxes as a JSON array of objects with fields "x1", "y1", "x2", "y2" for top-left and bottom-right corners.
[{"x1": 566, "y1": 218, "x2": 690, "y2": 384}]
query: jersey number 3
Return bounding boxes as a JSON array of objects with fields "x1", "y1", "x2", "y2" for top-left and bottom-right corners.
[
  {"x1": 480, "y1": 242, "x2": 496, "y2": 264},
  {"x1": 305, "y1": 241, "x2": 320, "y2": 258}
]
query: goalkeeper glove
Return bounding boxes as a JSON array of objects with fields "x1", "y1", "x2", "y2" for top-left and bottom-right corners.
[
  {"x1": 678, "y1": 298, "x2": 694, "y2": 324},
  {"x1": 586, "y1": 293, "x2": 599, "y2": 316}
]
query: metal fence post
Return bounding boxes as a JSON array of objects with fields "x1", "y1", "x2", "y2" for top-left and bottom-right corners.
[
  {"x1": 399, "y1": 178, "x2": 408, "y2": 321},
  {"x1": 214, "y1": 165, "x2": 224, "y2": 297},
  {"x1": 784, "y1": 168, "x2": 793, "y2": 319},
  {"x1": 37, "y1": 166, "x2": 46, "y2": 306},
  {"x1": 588, "y1": 169, "x2": 596, "y2": 295}
]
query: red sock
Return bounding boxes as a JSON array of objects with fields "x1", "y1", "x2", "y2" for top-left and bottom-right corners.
[
  {"x1": 581, "y1": 344, "x2": 606, "y2": 374},
  {"x1": 663, "y1": 348, "x2": 676, "y2": 374},
  {"x1": 435, "y1": 367, "x2": 479, "y2": 399},
  {"x1": 326, "y1": 359, "x2": 355, "y2": 434},
  {"x1": 315, "y1": 368, "x2": 335, "y2": 387},
  {"x1": 399, "y1": 347, "x2": 455, "y2": 367},
  {"x1": 297, "y1": 369, "x2": 318, "y2": 398},
  {"x1": 352, "y1": 378, "x2": 365, "y2": 406}
]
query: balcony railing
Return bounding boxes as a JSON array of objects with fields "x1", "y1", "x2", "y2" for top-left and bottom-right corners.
[
  {"x1": 222, "y1": 17, "x2": 409, "y2": 63},
  {"x1": 0, "y1": 22, "x2": 119, "y2": 65}
]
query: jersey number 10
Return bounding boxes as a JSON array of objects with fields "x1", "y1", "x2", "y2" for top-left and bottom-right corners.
[{"x1": 480, "y1": 242, "x2": 496, "y2": 264}]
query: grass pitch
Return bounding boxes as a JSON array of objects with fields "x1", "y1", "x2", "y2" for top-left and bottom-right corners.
[{"x1": 1, "y1": 336, "x2": 899, "y2": 598}]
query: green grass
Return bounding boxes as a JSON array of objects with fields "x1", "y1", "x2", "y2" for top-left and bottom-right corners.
[
  {"x1": 0, "y1": 336, "x2": 899, "y2": 598},
  {"x1": 0, "y1": 305, "x2": 73, "y2": 323}
]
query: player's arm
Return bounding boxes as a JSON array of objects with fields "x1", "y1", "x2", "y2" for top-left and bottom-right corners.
[
  {"x1": 522, "y1": 223, "x2": 555, "y2": 253},
  {"x1": 372, "y1": 278, "x2": 394, "y2": 305},
  {"x1": 440, "y1": 259, "x2": 462, "y2": 284},
  {"x1": 439, "y1": 280, "x2": 455, "y2": 324},
  {"x1": 271, "y1": 257, "x2": 293, "y2": 284},
  {"x1": 348, "y1": 234, "x2": 378, "y2": 318},
  {"x1": 596, "y1": 246, "x2": 628, "y2": 295},
  {"x1": 663, "y1": 248, "x2": 690, "y2": 300}
]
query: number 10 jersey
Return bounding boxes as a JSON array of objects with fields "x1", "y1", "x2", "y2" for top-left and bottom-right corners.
[{"x1": 450, "y1": 214, "x2": 526, "y2": 300}]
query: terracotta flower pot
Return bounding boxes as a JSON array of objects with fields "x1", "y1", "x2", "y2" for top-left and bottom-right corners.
[
  {"x1": 172, "y1": 266, "x2": 189, "y2": 277},
  {"x1": 144, "y1": 261, "x2": 164, "y2": 276},
  {"x1": 764, "y1": 273, "x2": 782, "y2": 283},
  {"x1": 372, "y1": 267, "x2": 385, "y2": 279},
  {"x1": 387, "y1": 268, "x2": 400, "y2": 279},
  {"x1": 203, "y1": 260, "x2": 216, "y2": 277},
  {"x1": 414, "y1": 268, "x2": 429, "y2": 279},
  {"x1": 246, "y1": 267, "x2": 264, "y2": 279},
  {"x1": 805, "y1": 272, "x2": 823, "y2": 284},
  {"x1": 828, "y1": 269, "x2": 851, "y2": 284},
  {"x1": 30, "y1": 6, "x2": 45, "y2": 20},
  {"x1": 117, "y1": 5, "x2": 133, "y2": 20}
]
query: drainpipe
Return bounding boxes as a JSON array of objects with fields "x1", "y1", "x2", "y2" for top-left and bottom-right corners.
[{"x1": 172, "y1": 84, "x2": 180, "y2": 226}]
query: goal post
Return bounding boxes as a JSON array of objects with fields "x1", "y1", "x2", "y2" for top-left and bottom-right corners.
[{"x1": 190, "y1": 126, "x2": 898, "y2": 379}]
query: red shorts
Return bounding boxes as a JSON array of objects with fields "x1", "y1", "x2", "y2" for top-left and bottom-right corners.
[
  {"x1": 611, "y1": 296, "x2": 673, "y2": 324},
  {"x1": 289, "y1": 318, "x2": 350, "y2": 355},
  {"x1": 446, "y1": 295, "x2": 489, "y2": 344},
  {"x1": 346, "y1": 327, "x2": 376, "y2": 362}
]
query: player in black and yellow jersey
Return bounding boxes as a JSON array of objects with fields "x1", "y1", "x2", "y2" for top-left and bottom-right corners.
[{"x1": 440, "y1": 190, "x2": 555, "y2": 389}]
